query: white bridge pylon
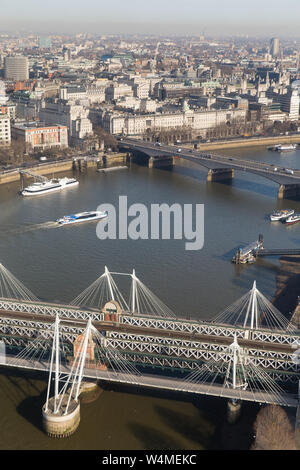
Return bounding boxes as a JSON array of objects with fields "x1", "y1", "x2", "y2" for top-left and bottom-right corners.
[
  {"x1": 71, "y1": 266, "x2": 176, "y2": 318},
  {"x1": 15, "y1": 313, "x2": 142, "y2": 416},
  {"x1": 212, "y1": 280, "x2": 295, "y2": 331},
  {"x1": 181, "y1": 333, "x2": 294, "y2": 407}
]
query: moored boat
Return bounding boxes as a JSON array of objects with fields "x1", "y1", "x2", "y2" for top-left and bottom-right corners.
[
  {"x1": 270, "y1": 209, "x2": 294, "y2": 221},
  {"x1": 285, "y1": 213, "x2": 300, "y2": 225}
]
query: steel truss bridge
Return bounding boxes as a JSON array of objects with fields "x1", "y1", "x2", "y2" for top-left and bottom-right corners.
[{"x1": 0, "y1": 263, "x2": 299, "y2": 409}]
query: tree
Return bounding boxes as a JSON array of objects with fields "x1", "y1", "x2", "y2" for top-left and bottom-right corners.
[
  {"x1": 251, "y1": 405, "x2": 296, "y2": 450},
  {"x1": 93, "y1": 125, "x2": 118, "y2": 151}
]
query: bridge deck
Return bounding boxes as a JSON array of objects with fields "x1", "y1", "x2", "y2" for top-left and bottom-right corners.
[
  {"x1": 2, "y1": 356, "x2": 298, "y2": 408},
  {"x1": 120, "y1": 138, "x2": 300, "y2": 186}
]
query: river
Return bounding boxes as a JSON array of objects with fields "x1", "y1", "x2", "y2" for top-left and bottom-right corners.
[{"x1": 0, "y1": 144, "x2": 299, "y2": 449}]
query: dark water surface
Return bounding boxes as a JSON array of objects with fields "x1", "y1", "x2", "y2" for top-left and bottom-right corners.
[{"x1": 0, "y1": 144, "x2": 299, "y2": 449}]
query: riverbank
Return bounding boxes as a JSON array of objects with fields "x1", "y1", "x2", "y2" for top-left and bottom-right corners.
[
  {"x1": 187, "y1": 135, "x2": 300, "y2": 151},
  {"x1": 0, "y1": 152, "x2": 128, "y2": 186}
]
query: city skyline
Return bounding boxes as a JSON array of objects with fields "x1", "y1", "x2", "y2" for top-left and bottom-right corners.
[{"x1": 0, "y1": 0, "x2": 300, "y2": 37}]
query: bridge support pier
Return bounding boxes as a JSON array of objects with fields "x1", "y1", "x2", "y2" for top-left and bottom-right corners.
[
  {"x1": 227, "y1": 399, "x2": 242, "y2": 424},
  {"x1": 42, "y1": 397, "x2": 80, "y2": 438},
  {"x1": 79, "y1": 380, "x2": 103, "y2": 404},
  {"x1": 207, "y1": 168, "x2": 234, "y2": 182},
  {"x1": 278, "y1": 184, "x2": 300, "y2": 199},
  {"x1": 148, "y1": 156, "x2": 174, "y2": 169}
]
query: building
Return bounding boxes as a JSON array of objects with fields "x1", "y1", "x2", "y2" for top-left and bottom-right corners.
[
  {"x1": 59, "y1": 85, "x2": 87, "y2": 102},
  {"x1": 270, "y1": 38, "x2": 280, "y2": 58},
  {"x1": 0, "y1": 114, "x2": 11, "y2": 146},
  {"x1": 0, "y1": 81, "x2": 8, "y2": 105},
  {"x1": 11, "y1": 121, "x2": 68, "y2": 151},
  {"x1": 101, "y1": 106, "x2": 246, "y2": 137},
  {"x1": 278, "y1": 88, "x2": 300, "y2": 120},
  {"x1": 4, "y1": 56, "x2": 29, "y2": 81},
  {"x1": 39, "y1": 100, "x2": 93, "y2": 142}
]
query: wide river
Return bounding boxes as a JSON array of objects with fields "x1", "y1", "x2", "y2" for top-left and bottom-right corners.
[{"x1": 0, "y1": 144, "x2": 299, "y2": 449}]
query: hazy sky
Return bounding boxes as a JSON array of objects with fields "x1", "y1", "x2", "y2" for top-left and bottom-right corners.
[{"x1": 1, "y1": 0, "x2": 300, "y2": 36}]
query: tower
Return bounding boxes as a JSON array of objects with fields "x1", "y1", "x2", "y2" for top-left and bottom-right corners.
[{"x1": 270, "y1": 38, "x2": 280, "y2": 58}]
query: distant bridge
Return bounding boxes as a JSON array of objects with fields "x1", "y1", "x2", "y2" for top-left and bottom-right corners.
[{"x1": 119, "y1": 138, "x2": 300, "y2": 199}]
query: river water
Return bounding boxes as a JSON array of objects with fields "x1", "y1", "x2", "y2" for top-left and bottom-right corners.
[{"x1": 0, "y1": 144, "x2": 299, "y2": 449}]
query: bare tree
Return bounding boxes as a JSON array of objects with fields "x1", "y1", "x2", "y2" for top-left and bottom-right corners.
[
  {"x1": 251, "y1": 405, "x2": 296, "y2": 450},
  {"x1": 93, "y1": 125, "x2": 118, "y2": 151}
]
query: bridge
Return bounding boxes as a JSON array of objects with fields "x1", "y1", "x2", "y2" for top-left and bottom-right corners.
[
  {"x1": 0, "y1": 261, "x2": 299, "y2": 437},
  {"x1": 118, "y1": 137, "x2": 300, "y2": 199}
]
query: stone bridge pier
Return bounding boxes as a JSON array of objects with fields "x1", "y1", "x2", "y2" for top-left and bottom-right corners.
[
  {"x1": 148, "y1": 156, "x2": 175, "y2": 169},
  {"x1": 278, "y1": 184, "x2": 300, "y2": 199},
  {"x1": 207, "y1": 168, "x2": 235, "y2": 182}
]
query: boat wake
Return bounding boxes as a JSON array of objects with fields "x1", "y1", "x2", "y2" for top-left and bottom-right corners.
[{"x1": 0, "y1": 221, "x2": 60, "y2": 236}]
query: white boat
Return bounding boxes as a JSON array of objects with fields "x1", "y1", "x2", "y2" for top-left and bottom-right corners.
[
  {"x1": 21, "y1": 177, "x2": 79, "y2": 196},
  {"x1": 270, "y1": 209, "x2": 294, "y2": 221},
  {"x1": 57, "y1": 211, "x2": 108, "y2": 225},
  {"x1": 268, "y1": 144, "x2": 296, "y2": 152},
  {"x1": 276, "y1": 144, "x2": 297, "y2": 152},
  {"x1": 285, "y1": 213, "x2": 300, "y2": 225}
]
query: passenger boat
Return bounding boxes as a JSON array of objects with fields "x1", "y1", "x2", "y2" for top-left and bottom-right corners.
[
  {"x1": 276, "y1": 144, "x2": 296, "y2": 152},
  {"x1": 285, "y1": 213, "x2": 300, "y2": 225},
  {"x1": 268, "y1": 144, "x2": 296, "y2": 152},
  {"x1": 57, "y1": 211, "x2": 108, "y2": 225},
  {"x1": 21, "y1": 177, "x2": 78, "y2": 196},
  {"x1": 270, "y1": 209, "x2": 294, "y2": 221}
]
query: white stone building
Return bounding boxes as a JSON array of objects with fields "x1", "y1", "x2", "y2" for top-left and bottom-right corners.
[
  {"x1": 101, "y1": 107, "x2": 246, "y2": 136},
  {"x1": 39, "y1": 100, "x2": 93, "y2": 141},
  {"x1": 0, "y1": 114, "x2": 11, "y2": 146}
]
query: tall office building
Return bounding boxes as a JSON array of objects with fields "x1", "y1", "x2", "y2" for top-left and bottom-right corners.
[
  {"x1": 4, "y1": 56, "x2": 29, "y2": 81},
  {"x1": 270, "y1": 37, "x2": 280, "y2": 57}
]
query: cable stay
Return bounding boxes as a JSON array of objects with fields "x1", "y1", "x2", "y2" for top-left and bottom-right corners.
[
  {"x1": 180, "y1": 334, "x2": 294, "y2": 406},
  {"x1": 129, "y1": 269, "x2": 176, "y2": 318},
  {"x1": 211, "y1": 280, "x2": 296, "y2": 332},
  {"x1": 0, "y1": 262, "x2": 38, "y2": 301},
  {"x1": 70, "y1": 266, "x2": 129, "y2": 311},
  {"x1": 71, "y1": 266, "x2": 176, "y2": 318}
]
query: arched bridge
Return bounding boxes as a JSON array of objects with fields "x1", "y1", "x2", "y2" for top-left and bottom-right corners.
[{"x1": 119, "y1": 137, "x2": 300, "y2": 199}]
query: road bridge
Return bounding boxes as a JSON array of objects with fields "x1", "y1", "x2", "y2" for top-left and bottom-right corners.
[{"x1": 119, "y1": 138, "x2": 300, "y2": 199}]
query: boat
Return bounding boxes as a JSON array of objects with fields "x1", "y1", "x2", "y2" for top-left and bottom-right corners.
[
  {"x1": 268, "y1": 144, "x2": 296, "y2": 152},
  {"x1": 56, "y1": 210, "x2": 108, "y2": 225},
  {"x1": 285, "y1": 213, "x2": 300, "y2": 225},
  {"x1": 270, "y1": 209, "x2": 294, "y2": 221},
  {"x1": 21, "y1": 177, "x2": 79, "y2": 196},
  {"x1": 276, "y1": 144, "x2": 296, "y2": 152}
]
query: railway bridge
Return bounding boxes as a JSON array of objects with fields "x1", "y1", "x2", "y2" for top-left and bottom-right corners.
[{"x1": 0, "y1": 262, "x2": 299, "y2": 437}]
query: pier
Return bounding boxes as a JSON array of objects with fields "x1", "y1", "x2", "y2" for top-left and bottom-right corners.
[{"x1": 232, "y1": 234, "x2": 300, "y2": 264}]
